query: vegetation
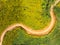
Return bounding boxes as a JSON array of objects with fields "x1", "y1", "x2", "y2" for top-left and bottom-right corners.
[{"x1": 0, "y1": 0, "x2": 60, "y2": 45}]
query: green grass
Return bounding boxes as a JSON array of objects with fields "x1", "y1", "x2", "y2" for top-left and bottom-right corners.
[
  {"x1": 0, "y1": 0, "x2": 51, "y2": 34},
  {"x1": 0, "y1": 0, "x2": 60, "y2": 45}
]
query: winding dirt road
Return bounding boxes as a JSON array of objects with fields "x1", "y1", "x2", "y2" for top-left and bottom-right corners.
[{"x1": 0, "y1": 0, "x2": 60, "y2": 45}]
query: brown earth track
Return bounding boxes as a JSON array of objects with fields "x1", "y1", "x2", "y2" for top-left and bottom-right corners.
[{"x1": 0, "y1": 0, "x2": 60, "y2": 45}]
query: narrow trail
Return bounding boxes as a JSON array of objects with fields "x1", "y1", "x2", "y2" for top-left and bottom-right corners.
[{"x1": 0, "y1": 0, "x2": 60, "y2": 45}]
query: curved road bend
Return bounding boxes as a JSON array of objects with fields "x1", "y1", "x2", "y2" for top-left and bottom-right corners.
[{"x1": 0, "y1": 0, "x2": 60, "y2": 45}]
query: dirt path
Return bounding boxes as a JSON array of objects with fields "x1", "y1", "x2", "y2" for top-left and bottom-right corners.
[{"x1": 0, "y1": 0, "x2": 60, "y2": 45}]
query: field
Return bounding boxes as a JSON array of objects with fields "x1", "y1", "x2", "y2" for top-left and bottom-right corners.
[{"x1": 0, "y1": 0, "x2": 60, "y2": 45}]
